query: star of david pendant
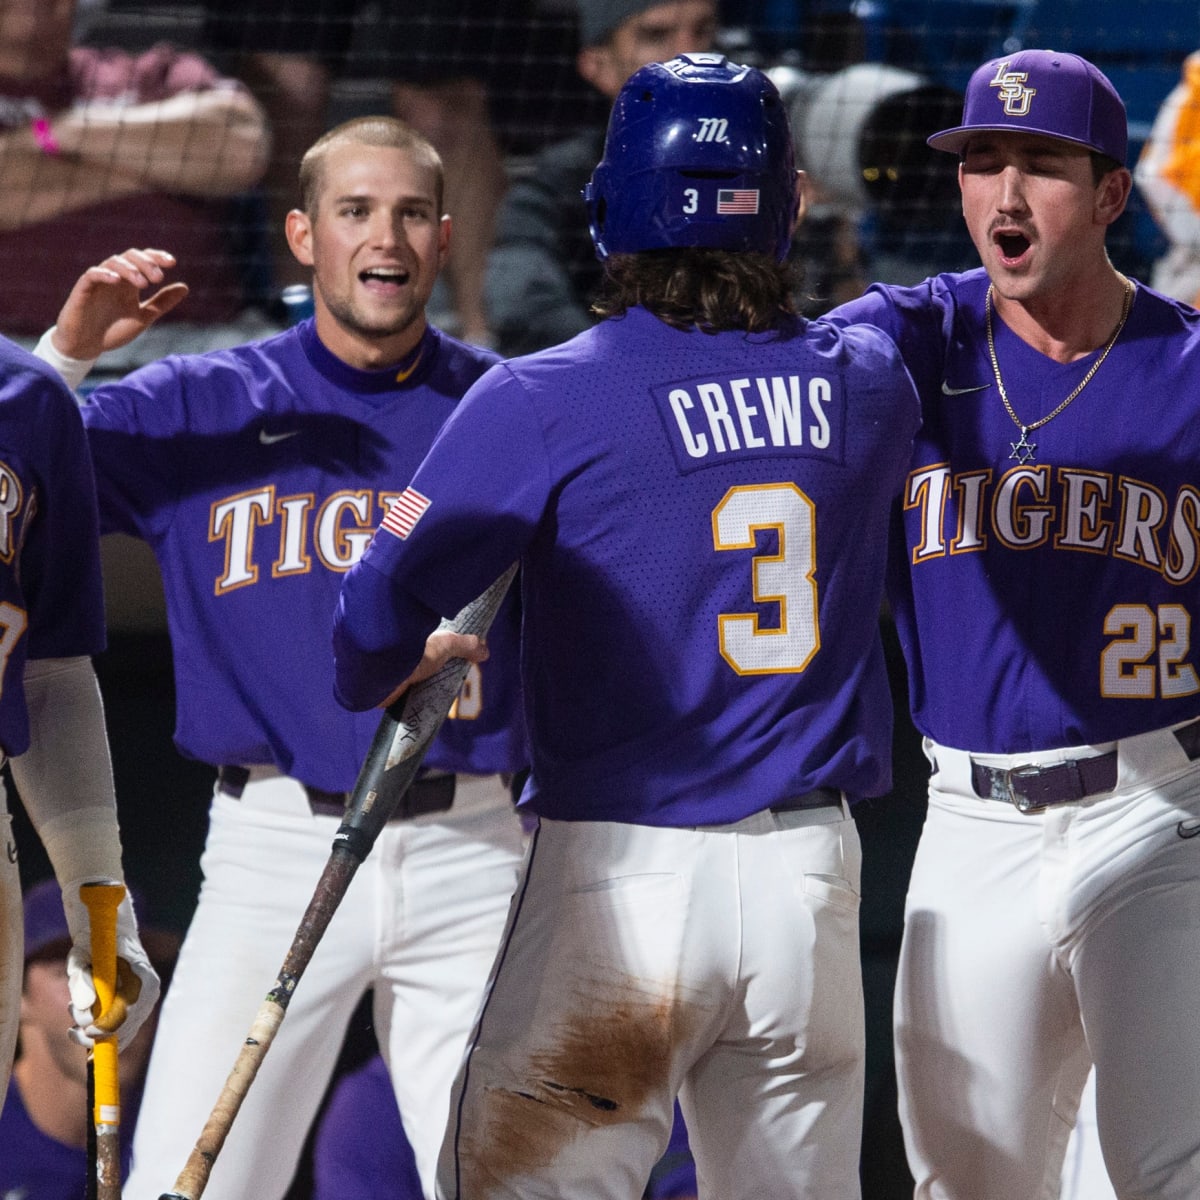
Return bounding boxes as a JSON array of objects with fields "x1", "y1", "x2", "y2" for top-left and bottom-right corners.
[{"x1": 1009, "y1": 427, "x2": 1037, "y2": 463}]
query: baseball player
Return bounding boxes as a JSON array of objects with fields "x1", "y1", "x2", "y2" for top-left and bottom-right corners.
[
  {"x1": 0, "y1": 338, "x2": 158, "y2": 1100},
  {"x1": 33, "y1": 117, "x2": 527, "y2": 1200},
  {"x1": 824, "y1": 49, "x2": 1200, "y2": 1200},
  {"x1": 334, "y1": 53, "x2": 920, "y2": 1200}
]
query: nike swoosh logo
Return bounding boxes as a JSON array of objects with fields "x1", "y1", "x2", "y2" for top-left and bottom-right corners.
[
  {"x1": 941, "y1": 381, "x2": 992, "y2": 395},
  {"x1": 1177, "y1": 820, "x2": 1200, "y2": 839},
  {"x1": 259, "y1": 429, "x2": 300, "y2": 445}
]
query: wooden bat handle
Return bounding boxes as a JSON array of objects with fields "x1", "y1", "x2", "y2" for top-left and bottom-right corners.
[
  {"x1": 164, "y1": 1000, "x2": 286, "y2": 1200},
  {"x1": 80, "y1": 881, "x2": 126, "y2": 1200}
]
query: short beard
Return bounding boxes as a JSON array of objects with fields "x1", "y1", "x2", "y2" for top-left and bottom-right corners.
[{"x1": 321, "y1": 291, "x2": 423, "y2": 343}]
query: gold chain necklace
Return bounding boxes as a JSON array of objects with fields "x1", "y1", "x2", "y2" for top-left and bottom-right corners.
[{"x1": 985, "y1": 277, "x2": 1133, "y2": 463}]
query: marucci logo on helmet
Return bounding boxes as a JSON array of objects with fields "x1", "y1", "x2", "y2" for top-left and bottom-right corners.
[{"x1": 695, "y1": 118, "x2": 730, "y2": 143}]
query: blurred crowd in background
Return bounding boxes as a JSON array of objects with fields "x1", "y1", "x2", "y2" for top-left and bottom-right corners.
[{"x1": 5, "y1": 2, "x2": 1200, "y2": 1198}]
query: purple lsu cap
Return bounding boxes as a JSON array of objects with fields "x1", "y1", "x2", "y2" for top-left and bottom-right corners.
[{"x1": 927, "y1": 49, "x2": 1127, "y2": 164}]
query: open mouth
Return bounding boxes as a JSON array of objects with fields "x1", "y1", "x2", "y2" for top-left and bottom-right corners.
[
  {"x1": 360, "y1": 267, "x2": 410, "y2": 287},
  {"x1": 994, "y1": 231, "x2": 1031, "y2": 260}
]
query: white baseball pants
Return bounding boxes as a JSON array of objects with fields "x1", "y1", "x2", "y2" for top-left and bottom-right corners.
[
  {"x1": 125, "y1": 773, "x2": 524, "y2": 1200},
  {"x1": 1060, "y1": 1071, "x2": 1117, "y2": 1200},
  {"x1": 895, "y1": 723, "x2": 1200, "y2": 1199},
  {"x1": 438, "y1": 805, "x2": 865, "y2": 1200}
]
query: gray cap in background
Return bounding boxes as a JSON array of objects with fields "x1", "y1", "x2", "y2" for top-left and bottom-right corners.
[{"x1": 577, "y1": 0, "x2": 662, "y2": 48}]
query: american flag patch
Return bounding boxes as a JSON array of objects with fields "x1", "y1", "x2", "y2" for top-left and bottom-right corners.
[
  {"x1": 381, "y1": 487, "x2": 431, "y2": 540},
  {"x1": 717, "y1": 189, "x2": 760, "y2": 214}
]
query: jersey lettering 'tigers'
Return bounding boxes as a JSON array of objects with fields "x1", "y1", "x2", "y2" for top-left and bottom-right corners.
[
  {"x1": 210, "y1": 488, "x2": 410, "y2": 592},
  {"x1": 907, "y1": 463, "x2": 1200, "y2": 582}
]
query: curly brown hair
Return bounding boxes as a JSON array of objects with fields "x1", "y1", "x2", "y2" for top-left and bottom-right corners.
[{"x1": 590, "y1": 248, "x2": 801, "y2": 333}]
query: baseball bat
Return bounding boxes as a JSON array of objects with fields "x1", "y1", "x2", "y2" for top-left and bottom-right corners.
[
  {"x1": 81, "y1": 880, "x2": 127, "y2": 1200},
  {"x1": 159, "y1": 563, "x2": 518, "y2": 1200}
]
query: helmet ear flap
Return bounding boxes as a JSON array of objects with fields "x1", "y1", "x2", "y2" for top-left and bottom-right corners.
[{"x1": 584, "y1": 173, "x2": 610, "y2": 260}]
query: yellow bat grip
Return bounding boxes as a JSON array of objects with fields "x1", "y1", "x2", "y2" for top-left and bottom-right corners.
[{"x1": 80, "y1": 881, "x2": 125, "y2": 1128}]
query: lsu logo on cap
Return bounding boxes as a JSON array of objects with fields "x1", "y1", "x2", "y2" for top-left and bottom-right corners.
[{"x1": 989, "y1": 61, "x2": 1036, "y2": 116}]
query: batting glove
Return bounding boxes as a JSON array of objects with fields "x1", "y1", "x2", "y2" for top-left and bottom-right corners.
[{"x1": 61, "y1": 881, "x2": 161, "y2": 1049}]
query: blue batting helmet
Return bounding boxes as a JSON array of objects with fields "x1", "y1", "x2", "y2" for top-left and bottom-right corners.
[{"x1": 585, "y1": 53, "x2": 799, "y2": 263}]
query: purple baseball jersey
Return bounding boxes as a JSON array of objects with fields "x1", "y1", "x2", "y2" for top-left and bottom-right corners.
[
  {"x1": 335, "y1": 306, "x2": 920, "y2": 825},
  {"x1": 828, "y1": 270, "x2": 1200, "y2": 753},
  {"x1": 0, "y1": 1077, "x2": 138, "y2": 1196},
  {"x1": 312, "y1": 1055, "x2": 422, "y2": 1200},
  {"x1": 0, "y1": 338, "x2": 105, "y2": 756},
  {"x1": 79, "y1": 320, "x2": 526, "y2": 790}
]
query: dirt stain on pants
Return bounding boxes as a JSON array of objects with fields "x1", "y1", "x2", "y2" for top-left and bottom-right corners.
[{"x1": 460, "y1": 976, "x2": 703, "y2": 1193}]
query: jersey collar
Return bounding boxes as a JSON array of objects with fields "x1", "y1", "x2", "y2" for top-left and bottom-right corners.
[{"x1": 298, "y1": 320, "x2": 437, "y2": 394}]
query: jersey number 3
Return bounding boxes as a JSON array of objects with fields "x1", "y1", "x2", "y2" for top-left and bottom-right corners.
[{"x1": 714, "y1": 483, "x2": 819, "y2": 675}]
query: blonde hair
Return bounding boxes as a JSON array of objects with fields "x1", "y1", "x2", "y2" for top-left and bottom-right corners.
[{"x1": 298, "y1": 117, "x2": 444, "y2": 216}]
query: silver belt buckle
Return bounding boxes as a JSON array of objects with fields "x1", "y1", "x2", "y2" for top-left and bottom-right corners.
[{"x1": 1006, "y1": 763, "x2": 1047, "y2": 813}]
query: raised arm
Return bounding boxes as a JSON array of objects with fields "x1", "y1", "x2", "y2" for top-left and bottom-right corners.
[
  {"x1": 0, "y1": 84, "x2": 269, "y2": 231},
  {"x1": 49, "y1": 84, "x2": 270, "y2": 198}
]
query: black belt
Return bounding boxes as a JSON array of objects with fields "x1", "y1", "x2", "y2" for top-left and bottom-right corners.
[
  {"x1": 216, "y1": 766, "x2": 456, "y2": 820},
  {"x1": 769, "y1": 786, "x2": 843, "y2": 814},
  {"x1": 969, "y1": 717, "x2": 1200, "y2": 813}
]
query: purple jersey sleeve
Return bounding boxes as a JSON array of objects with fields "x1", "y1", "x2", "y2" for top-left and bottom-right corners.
[
  {"x1": 338, "y1": 308, "x2": 920, "y2": 826},
  {"x1": 334, "y1": 366, "x2": 549, "y2": 711},
  {"x1": 0, "y1": 339, "x2": 105, "y2": 755}
]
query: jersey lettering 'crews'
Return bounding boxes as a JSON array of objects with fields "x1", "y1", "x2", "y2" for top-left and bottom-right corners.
[
  {"x1": 653, "y1": 371, "x2": 843, "y2": 472},
  {"x1": 827, "y1": 270, "x2": 1200, "y2": 754},
  {"x1": 80, "y1": 320, "x2": 527, "y2": 790},
  {"x1": 0, "y1": 340, "x2": 106, "y2": 756},
  {"x1": 337, "y1": 306, "x2": 920, "y2": 827}
]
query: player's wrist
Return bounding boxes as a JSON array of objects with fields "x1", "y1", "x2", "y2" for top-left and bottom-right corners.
[
  {"x1": 35, "y1": 328, "x2": 98, "y2": 392},
  {"x1": 40, "y1": 811, "x2": 125, "y2": 889}
]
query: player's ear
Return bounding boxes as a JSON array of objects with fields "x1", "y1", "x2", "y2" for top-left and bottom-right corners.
[
  {"x1": 577, "y1": 44, "x2": 621, "y2": 100},
  {"x1": 438, "y1": 214, "x2": 452, "y2": 269},
  {"x1": 286, "y1": 209, "x2": 315, "y2": 268},
  {"x1": 1095, "y1": 165, "x2": 1132, "y2": 228}
]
